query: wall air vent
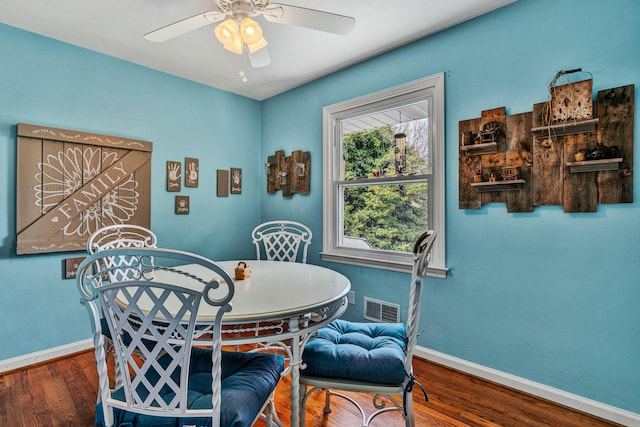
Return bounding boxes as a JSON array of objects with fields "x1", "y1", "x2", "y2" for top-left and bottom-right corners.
[{"x1": 363, "y1": 297, "x2": 401, "y2": 323}]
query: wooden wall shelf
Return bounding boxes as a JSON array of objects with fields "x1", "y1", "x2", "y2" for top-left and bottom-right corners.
[
  {"x1": 531, "y1": 118, "x2": 599, "y2": 136},
  {"x1": 470, "y1": 180, "x2": 526, "y2": 192},
  {"x1": 566, "y1": 158, "x2": 623, "y2": 173},
  {"x1": 459, "y1": 84, "x2": 633, "y2": 213},
  {"x1": 460, "y1": 142, "x2": 498, "y2": 155}
]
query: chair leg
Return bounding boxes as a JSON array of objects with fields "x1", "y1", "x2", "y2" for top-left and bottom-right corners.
[
  {"x1": 404, "y1": 393, "x2": 415, "y2": 427},
  {"x1": 299, "y1": 383, "x2": 308, "y2": 426},
  {"x1": 265, "y1": 403, "x2": 274, "y2": 427},
  {"x1": 268, "y1": 397, "x2": 284, "y2": 427},
  {"x1": 323, "y1": 388, "x2": 332, "y2": 414}
]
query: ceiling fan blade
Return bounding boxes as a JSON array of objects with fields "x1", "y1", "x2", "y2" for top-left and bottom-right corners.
[
  {"x1": 144, "y1": 11, "x2": 224, "y2": 42},
  {"x1": 263, "y1": 4, "x2": 355, "y2": 35},
  {"x1": 248, "y1": 47, "x2": 271, "y2": 68}
]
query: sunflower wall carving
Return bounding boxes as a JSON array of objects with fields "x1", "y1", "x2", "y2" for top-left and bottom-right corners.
[{"x1": 16, "y1": 123, "x2": 152, "y2": 254}]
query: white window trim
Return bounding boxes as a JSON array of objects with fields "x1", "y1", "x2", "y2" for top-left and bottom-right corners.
[{"x1": 321, "y1": 72, "x2": 447, "y2": 278}]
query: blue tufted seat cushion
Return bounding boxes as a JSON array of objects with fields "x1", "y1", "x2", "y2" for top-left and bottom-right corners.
[
  {"x1": 302, "y1": 319, "x2": 407, "y2": 385},
  {"x1": 95, "y1": 348, "x2": 284, "y2": 427}
]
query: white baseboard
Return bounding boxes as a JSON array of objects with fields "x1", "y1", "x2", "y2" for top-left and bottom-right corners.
[
  {"x1": 415, "y1": 346, "x2": 640, "y2": 426},
  {"x1": 0, "y1": 339, "x2": 93, "y2": 374}
]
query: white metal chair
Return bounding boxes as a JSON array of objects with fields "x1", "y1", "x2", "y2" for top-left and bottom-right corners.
[
  {"x1": 87, "y1": 224, "x2": 158, "y2": 253},
  {"x1": 252, "y1": 220, "x2": 312, "y2": 263},
  {"x1": 77, "y1": 247, "x2": 284, "y2": 427},
  {"x1": 87, "y1": 224, "x2": 158, "y2": 281},
  {"x1": 86, "y1": 224, "x2": 159, "y2": 382},
  {"x1": 299, "y1": 230, "x2": 436, "y2": 427},
  {"x1": 250, "y1": 220, "x2": 313, "y2": 351}
]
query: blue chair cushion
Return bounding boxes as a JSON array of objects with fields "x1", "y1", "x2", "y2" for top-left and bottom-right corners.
[
  {"x1": 95, "y1": 348, "x2": 284, "y2": 427},
  {"x1": 302, "y1": 319, "x2": 407, "y2": 385}
]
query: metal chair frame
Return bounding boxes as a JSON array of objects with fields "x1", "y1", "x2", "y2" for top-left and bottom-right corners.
[
  {"x1": 299, "y1": 230, "x2": 436, "y2": 427},
  {"x1": 77, "y1": 247, "x2": 279, "y2": 427},
  {"x1": 87, "y1": 224, "x2": 158, "y2": 254},
  {"x1": 86, "y1": 224, "x2": 159, "y2": 385},
  {"x1": 252, "y1": 220, "x2": 312, "y2": 263}
]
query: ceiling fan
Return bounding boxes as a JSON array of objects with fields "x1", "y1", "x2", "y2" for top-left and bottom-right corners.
[{"x1": 144, "y1": 0, "x2": 356, "y2": 68}]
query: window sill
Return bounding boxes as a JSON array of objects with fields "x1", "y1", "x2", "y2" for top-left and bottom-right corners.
[{"x1": 321, "y1": 252, "x2": 448, "y2": 279}]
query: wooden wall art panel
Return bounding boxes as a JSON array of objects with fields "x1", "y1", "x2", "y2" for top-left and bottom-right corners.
[
  {"x1": 184, "y1": 157, "x2": 199, "y2": 188},
  {"x1": 596, "y1": 85, "x2": 634, "y2": 204},
  {"x1": 458, "y1": 83, "x2": 634, "y2": 213},
  {"x1": 166, "y1": 161, "x2": 181, "y2": 191},
  {"x1": 532, "y1": 102, "x2": 564, "y2": 206},
  {"x1": 266, "y1": 149, "x2": 310, "y2": 197},
  {"x1": 230, "y1": 167, "x2": 242, "y2": 194},
  {"x1": 217, "y1": 169, "x2": 229, "y2": 197},
  {"x1": 175, "y1": 196, "x2": 189, "y2": 214},
  {"x1": 16, "y1": 123, "x2": 152, "y2": 254}
]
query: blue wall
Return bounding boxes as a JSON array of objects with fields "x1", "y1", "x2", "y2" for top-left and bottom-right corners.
[
  {"x1": 261, "y1": 0, "x2": 640, "y2": 413},
  {"x1": 0, "y1": 26, "x2": 262, "y2": 358},
  {"x1": 0, "y1": 0, "x2": 638, "y2": 416}
]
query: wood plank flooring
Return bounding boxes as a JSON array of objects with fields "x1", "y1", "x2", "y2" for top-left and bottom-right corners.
[{"x1": 0, "y1": 350, "x2": 623, "y2": 427}]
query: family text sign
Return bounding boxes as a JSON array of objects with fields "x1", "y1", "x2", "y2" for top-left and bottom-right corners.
[{"x1": 16, "y1": 123, "x2": 152, "y2": 254}]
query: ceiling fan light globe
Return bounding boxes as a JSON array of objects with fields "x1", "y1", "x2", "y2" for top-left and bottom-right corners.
[
  {"x1": 214, "y1": 19, "x2": 239, "y2": 45},
  {"x1": 240, "y1": 17, "x2": 263, "y2": 45},
  {"x1": 224, "y1": 35, "x2": 243, "y2": 54}
]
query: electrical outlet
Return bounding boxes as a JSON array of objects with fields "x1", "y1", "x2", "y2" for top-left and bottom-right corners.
[{"x1": 348, "y1": 291, "x2": 355, "y2": 304}]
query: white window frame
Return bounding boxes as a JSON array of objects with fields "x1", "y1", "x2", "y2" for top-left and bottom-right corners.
[{"x1": 321, "y1": 73, "x2": 447, "y2": 278}]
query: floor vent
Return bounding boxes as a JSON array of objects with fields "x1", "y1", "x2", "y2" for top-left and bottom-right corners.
[{"x1": 363, "y1": 297, "x2": 401, "y2": 323}]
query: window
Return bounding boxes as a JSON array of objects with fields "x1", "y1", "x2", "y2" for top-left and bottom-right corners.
[{"x1": 321, "y1": 73, "x2": 446, "y2": 278}]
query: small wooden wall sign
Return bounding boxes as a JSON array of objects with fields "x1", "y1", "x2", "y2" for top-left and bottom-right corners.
[
  {"x1": 175, "y1": 196, "x2": 190, "y2": 214},
  {"x1": 266, "y1": 149, "x2": 310, "y2": 197},
  {"x1": 185, "y1": 157, "x2": 199, "y2": 187},
  {"x1": 63, "y1": 256, "x2": 86, "y2": 279},
  {"x1": 217, "y1": 170, "x2": 229, "y2": 197},
  {"x1": 230, "y1": 168, "x2": 242, "y2": 194},
  {"x1": 167, "y1": 161, "x2": 181, "y2": 191}
]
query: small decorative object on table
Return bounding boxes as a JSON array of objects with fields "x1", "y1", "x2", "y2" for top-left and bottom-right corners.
[
  {"x1": 235, "y1": 261, "x2": 252, "y2": 280},
  {"x1": 501, "y1": 166, "x2": 520, "y2": 181}
]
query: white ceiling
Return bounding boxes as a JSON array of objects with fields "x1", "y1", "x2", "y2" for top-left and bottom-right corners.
[{"x1": 1, "y1": 0, "x2": 516, "y2": 101}]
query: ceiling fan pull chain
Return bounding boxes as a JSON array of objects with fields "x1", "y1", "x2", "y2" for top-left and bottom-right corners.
[{"x1": 239, "y1": 54, "x2": 248, "y2": 83}]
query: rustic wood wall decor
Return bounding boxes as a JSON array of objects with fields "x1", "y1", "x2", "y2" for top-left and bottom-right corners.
[
  {"x1": 16, "y1": 123, "x2": 152, "y2": 254},
  {"x1": 175, "y1": 196, "x2": 190, "y2": 214},
  {"x1": 166, "y1": 161, "x2": 181, "y2": 191},
  {"x1": 230, "y1": 167, "x2": 242, "y2": 194},
  {"x1": 266, "y1": 149, "x2": 310, "y2": 197},
  {"x1": 185, "y1": 157, "x2": 199, "y2": 187},
  {"x1": 458, "y1": 83, "x2": 634, "y2": 213},
  {"x1": 217, "y1": 170, "x2": 229, "y2": 197}
]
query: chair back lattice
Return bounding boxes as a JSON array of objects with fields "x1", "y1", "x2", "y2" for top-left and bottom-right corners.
[
  {"x1": 87, "y1": 224, "x2": 158, "y2": 253},
  {"x1": 252, "y1": 220, "x2": 312, "y2": 263},
  {"x1": 87, "y1": 224, "x2": 158, "y2": 282},
  {"x1": 77, "y1": 247, "x2": 234, "y2": 426}
]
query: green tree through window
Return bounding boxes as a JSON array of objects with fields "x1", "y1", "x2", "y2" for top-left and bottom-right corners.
[{"x1": 342, "y1": 125, "x2": 429, "y2": 252}]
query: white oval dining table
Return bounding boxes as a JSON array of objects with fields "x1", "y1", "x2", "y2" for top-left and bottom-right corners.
[{"x1": 143, "y1": 259, "x2": 351, "y2": 427}]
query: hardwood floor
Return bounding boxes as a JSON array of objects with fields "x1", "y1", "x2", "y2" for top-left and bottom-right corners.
[{"x1": 0, "y1": 350, "x2": 622, "y2": 427}]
